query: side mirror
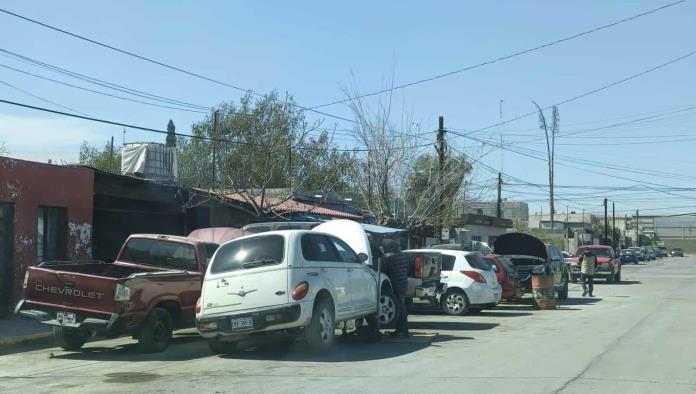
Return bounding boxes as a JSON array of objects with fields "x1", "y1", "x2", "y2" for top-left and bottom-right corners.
[{"x1": 357, "y1": 253, "x2": 369, "y2": 263}]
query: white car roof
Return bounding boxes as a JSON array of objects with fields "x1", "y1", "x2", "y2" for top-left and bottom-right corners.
[{"x1": 404, "y1": 248, "x2": 478, "y2": 257}]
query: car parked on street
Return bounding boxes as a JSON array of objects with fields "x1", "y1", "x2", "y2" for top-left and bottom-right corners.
[
  {"x1": 570, "y1": 245, "x2": 622, "y2": 283},
  {"x1": 16, "y1": 232, "x2": 237, "y2": 352},
  {"x1": 644, "y1": 247, "x2": 656, "y2": 260},
  {"x1": 671, "y1": 247, "x2": 684, "y2": 257},
  {"x1": 482, "y1": 254, "x2": 522, "y2": 301},
  {"x1": 619, "y1": 249, "x2": 638, "y2": 264},
  {"x1": 656, "y1": 246, "x2": 669, "y2": 258},
  {"x1": 492, "y1": 233, "x2": 569, "y2": 300},
  {"x1": 405, "y1": 249, "x2": 501, "y2": 315},
  {"x1": 195, "y1": 220, "x2": 394, "y2": 353},
  {"x1": 431, "y1": 240, "x2": 493, "y2": 254},
  {"x1": 628, "y1": 247, "x2": 646, "y2": 261}
]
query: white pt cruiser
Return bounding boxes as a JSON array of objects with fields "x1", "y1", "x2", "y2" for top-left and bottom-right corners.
[{"x1": 195, "y1": 220, "x2": 392, "y2": 353}]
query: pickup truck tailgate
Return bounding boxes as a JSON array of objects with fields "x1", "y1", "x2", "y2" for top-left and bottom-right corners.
[{"x1": 25, "y1": 266, "x2": 118, "y2": 314}]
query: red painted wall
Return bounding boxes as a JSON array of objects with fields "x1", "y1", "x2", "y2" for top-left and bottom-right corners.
[{"x1": 0, "y1": 157, "x2": 94, "y2": 305}]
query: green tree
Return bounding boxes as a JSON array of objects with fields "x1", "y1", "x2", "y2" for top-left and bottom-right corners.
[{"x1": 79, "y1": 140, "x2": 121, "y2": 173}]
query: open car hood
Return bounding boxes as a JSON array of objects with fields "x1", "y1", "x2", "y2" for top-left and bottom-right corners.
[
  {"x1": 493, "y1": 232, "x2": 548, "y2": 260},
  {"x1": 313, "y1": 220, "x2": 372, "y2": 265}
]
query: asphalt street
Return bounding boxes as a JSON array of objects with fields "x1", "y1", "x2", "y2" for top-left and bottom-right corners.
[{"x1": 1, "y1": 257, "x2": 695, "y2": 394}]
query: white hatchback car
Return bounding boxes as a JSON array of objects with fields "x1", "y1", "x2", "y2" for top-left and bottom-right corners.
[
  {"x1": 407, "y1": 249, "x2": 501, "y2": 315},
  {"x1": 196, "y1": 220, "x2": 392, "y2": 353}
]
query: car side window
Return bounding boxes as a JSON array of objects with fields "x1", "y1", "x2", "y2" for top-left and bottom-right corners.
[
  {"x1": 441, "y1": 255, "x2": 456, "y2": 271},
  {"x1": 301, "y1": 234, "x2": 341, "y2": 262},
  {"x1": 329, "y1": 237, "x2": 359, "y2": 264}
]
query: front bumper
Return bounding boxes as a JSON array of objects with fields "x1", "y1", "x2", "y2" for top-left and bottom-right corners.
[
  {"x1": 14, "y1": 299, "x2": 120, "y2": 331},
  {"x1": 197, "y1": 304, "x2": 303, "y2": 339}
]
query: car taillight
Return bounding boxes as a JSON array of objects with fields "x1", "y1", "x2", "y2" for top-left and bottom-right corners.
[
  {"x1": 292, "y1": 282, "x2": 309, "y2": 300},
  {"x1": 414, "y1": 256, "x2": 424, "y2": 278},
  {"x1": 22, "y1": 271, "x2": 29, "y2": 289},
  {"x1": 195, "y1": 297, "x2": 202, "y2": 314},
  {"x1": 461, "y1": 270, "x2": 486, "y2": 283},
  {"x1": 114, "y1": 283, "x2": 131, "y2": 301}
]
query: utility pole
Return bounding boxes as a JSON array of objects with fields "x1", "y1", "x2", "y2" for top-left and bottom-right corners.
[
  {"x1": 436, "y1": 116, "x2": 447, "y2": 233},
  {"x1": 211, "y1": 109, "x2": 220, "y2": 190},
  {"x1": 612, "y1": 202, "x2": 616, "y2": 249},
  {"x1": 496, "y1": 172, "x2": 502, "y2": 218},
  {"x1": 604, "y1": 198, "x2": 608, "y2": 245},
  {"x1": 108, "y1": 136, "x2": 114, "y2": 173},
  {"x1": 636, "y1": 209, "x2": 640, "y2": 246}
]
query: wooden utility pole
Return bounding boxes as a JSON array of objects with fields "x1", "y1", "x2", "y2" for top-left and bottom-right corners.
[
  {"x1": 211, "y1": 109, "x2": 220, "y2": 190},
  {"x1": 604, "y1": 198, "x2": 608, "y2": 245},
  {"x1": 636, "y1": 209, "x2": 640, "y2": 246},
  {"x1": 612, "y1": 202, "x2": 616, "y2": 249},
  {"x1": 496, "y1": 172, "x2": 503, "y2": 218},
  {"x1": 108, "y1": 136, "x2": 114, "y2": 173},
  {"x1": 436, "y1": 116, "x2": 447, "y2": 231}
]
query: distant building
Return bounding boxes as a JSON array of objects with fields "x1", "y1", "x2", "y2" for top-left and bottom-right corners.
[
  {"x1": 445, "y1": 214, "x2": 512, "y2": 246},
  {"x1": 528, "y1": 212, "x2": 595, "y2": 231},
  {"x1": 458, "y1": 201, "x2": 529, "y2": 222}
]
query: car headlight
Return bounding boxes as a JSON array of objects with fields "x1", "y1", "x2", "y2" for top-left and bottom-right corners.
[{"x1": 531, "y1": 265, "x2": 546, "y2": 274}]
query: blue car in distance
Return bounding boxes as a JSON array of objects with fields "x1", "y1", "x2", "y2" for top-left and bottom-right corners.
[{"x1": 620, "y1": 249, "x2": 638, "y2": 264}]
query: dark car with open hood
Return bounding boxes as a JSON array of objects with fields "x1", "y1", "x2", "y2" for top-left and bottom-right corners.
[{"x1": 492, "y1": 232, "x2": 569, "y2": 300}]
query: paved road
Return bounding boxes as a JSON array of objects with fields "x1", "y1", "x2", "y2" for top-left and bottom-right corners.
[{"x1": 2, "y1": 257, "x2": 695, "y2": 393}]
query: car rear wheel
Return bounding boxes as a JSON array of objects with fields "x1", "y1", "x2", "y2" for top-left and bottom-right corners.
[
  {"x1": 557, "y1": 275, "x2": 569, "y2": 300},
  {"x1": 606, "y1": 270, "x2": 615, "y2": 284},
  {"x1": 53, "y1": 326, "x2": 89, "y2": 351},
  {"x1": 306, "y1": 298, "x2": 335, "y2": 351},
  {"x1": 570, "y1": 275, "x2": 578, "y2": 283},
  {"x1": 138, "y1": 307, "x2": 173, "y2": 353},
  {"x1": 614, "y1": 269, "x2": 621, "y2": 282},
  {"x1": 441, "y1": 289, "x2": 468, "y2": 316}
]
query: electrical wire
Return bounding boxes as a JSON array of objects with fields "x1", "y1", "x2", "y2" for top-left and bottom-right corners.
[{"x1": 0, "y1": 78, "x2": 88, "y2": 116}]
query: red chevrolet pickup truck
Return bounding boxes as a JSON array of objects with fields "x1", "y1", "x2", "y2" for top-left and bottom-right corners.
[{"x1": 15, "y1": 232, "x2": 238, "y2": 353}]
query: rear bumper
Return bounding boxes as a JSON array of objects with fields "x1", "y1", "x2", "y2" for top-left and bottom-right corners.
[
  {"x1": 196, "y1": 303, "x2": 304, "y2": 339},
  {"x1": 14, "y1": 299, "x2": 120, "y2": 331}
]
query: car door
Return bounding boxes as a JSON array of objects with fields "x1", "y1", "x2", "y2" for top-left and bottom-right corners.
[
  {"x1": 300, "y1": 233, "x2": 352, "y2": 318},
  {"x1": 329, "y1": 236, "x2": 376, "y2": 315},
  {"x1": 547, "y1": 245, "x2": 564, "y2": 286}
]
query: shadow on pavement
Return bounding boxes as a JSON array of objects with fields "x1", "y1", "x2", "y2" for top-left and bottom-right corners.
[
  {"x1": 407, "y1": 321, "x2": 499, "y2": 331},
  {"x1": 612, "y1": 280, "x2": 642, "y2": 285},
  {"x1": 473, "y1": 311, "x2": 533, "y2": 318},
  {"x1": 51, "y1": 334, "x2": 210, "y2": 362},
  {"x1": 559, "y1": 297, "x2": 603, "y2": 306}
]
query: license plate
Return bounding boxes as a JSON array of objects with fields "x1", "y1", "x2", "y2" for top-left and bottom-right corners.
[
  {"x1": 57, "y1": 311, "x2": 76, "y2": 325},
  {"x1": 230, "y1": 317, "x2": 253, "y2": 330}
]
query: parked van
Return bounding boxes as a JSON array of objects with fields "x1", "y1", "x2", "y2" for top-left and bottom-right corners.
[{"x1": 195, "y1": 220, "x2": 392, "y2": 353}]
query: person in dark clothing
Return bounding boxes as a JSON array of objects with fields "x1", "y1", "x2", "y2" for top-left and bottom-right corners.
[{"x1": 380, "y1": 239, "x2": 409, "y2": 338}]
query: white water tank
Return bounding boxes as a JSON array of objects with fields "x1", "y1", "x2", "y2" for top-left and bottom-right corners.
[{"x1": 121, "y1": 142, "x2": 178, "y2": 182}]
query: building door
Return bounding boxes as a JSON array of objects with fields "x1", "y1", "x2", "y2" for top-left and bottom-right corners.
[{"x1": 0, "y1": 203, "x2": 14, "y2": 317}]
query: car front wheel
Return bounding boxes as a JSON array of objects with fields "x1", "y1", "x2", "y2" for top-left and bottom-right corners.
[
  {"x1": 557, "y1": 275, "x2": 569, "y2": 300},
  {"x1": 378, "y1": 287, "x2": 398, "y2": 328},
  {"x1": 441, "y1": 289, "x2": 468, "y2": 316}
]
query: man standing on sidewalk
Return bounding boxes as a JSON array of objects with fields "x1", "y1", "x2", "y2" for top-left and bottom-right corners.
[
  {"x1": 580, "y1": 250, "x2": 596, "y2": 297},
  {"x1": 381, "y1": 239, "x2": 410, "y2": 338}
]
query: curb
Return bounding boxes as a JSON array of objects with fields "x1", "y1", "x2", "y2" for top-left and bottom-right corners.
[{"x1": 0, "y1": 332, "x2": 53, "y2": 351}]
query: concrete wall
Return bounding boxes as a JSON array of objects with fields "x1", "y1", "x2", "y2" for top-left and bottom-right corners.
[
  {"x1": 0, "y1": 157, "x2": 93, "y2": 308},
  {"x1": 456, "y1": 224, "x2": 509, "y2": 245}
]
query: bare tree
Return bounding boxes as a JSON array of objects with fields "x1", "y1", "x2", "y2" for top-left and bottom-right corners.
[{"x1": 533, "y1": 102, "x2": 559, "y2": 230}]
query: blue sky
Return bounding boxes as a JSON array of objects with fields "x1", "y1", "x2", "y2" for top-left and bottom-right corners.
[{"x1": 0, "y1": 1, "x2": 695, "y2": 215}]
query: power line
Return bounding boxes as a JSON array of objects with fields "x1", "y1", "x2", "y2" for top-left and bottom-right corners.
[
  {"x1": 0, "y1": 8, "x2": 358, "y2": 125},
  {"x1": 308, "y1": 1, "x2": 686, "y2": 109},
  {"x1": 450, "y1": 49, "x2": 696, "y2": 137},
  {"x1": 0, "y1": 62, "x2": 209, "y2": 114},
  {"x1": 0, "y1": 98, "x2": 433, "y2": 152},
  {"x1": 0, "y1": 78, "x2": 88, "y2": 116}
]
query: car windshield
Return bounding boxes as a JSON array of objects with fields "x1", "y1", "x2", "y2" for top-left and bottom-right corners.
[
  {"x1": 210, "y1": 235, "x2": 284, "y2": 273},
  {"x1": 620, "y1": 249, "x2": 633, "y2": 254},
  {"x1": 577, "y1": 248, "x2": 612, "y2": 257},
  {"x1": 120, "y1": 238, "x2": 198, "y2": 271}
]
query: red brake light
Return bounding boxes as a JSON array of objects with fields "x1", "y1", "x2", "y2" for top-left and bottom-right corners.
[
  {"x1": 195, "y1": 297, "x2": 202, "y2": 314},
  {"x1": 414, "y1": 256, "x2": 424, "y2": 278},
  {"x1": 292, "y1": 282, "x2": 309, "y2": 300},
  {"x1": 461, "y1": 270, "x2": 486, "y2": 283}
]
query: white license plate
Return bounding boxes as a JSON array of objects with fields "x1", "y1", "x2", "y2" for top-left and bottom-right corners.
[
  {"x1": 230, "y1": 317, "x2": 253, "y2": 330},
  {"x1": 57, "y1": 311, "x2": 76, "y2": 325}
]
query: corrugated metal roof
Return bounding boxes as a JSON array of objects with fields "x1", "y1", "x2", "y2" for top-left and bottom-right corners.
[{"x1": 223, "y1": 193, "x2": 363, "y2": 220}]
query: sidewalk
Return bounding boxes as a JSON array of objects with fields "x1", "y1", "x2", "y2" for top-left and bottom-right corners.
[{"x1": 0, "y1": 317, "x2": 52, "y2": 350}]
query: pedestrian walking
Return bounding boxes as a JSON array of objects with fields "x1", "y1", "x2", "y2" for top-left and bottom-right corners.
[
  {"x1": 380, "y1": 239, "x2": 410, "y2": 338},
  {"x1": 580, "y1": 250, "x2": 596, "y2": 297}
]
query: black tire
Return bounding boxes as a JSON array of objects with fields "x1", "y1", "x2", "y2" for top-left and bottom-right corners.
[
  {"x1": 305, "y1": 297, "x2": 335, "y2": 351},
  {"x1": 138, "y1": 307, "x2": 173, "y2": 353},
  {"x1": 557, "y1": 275, "x2": 569, "y2": 300},
  {"x1": 615, "y1": 269, "x2": 621, "y2": 282},
  {"x1": 606, "y1": 270, "x2": 615, "y2": 284},
  {"x1": 570, "y1": 275, "x2": 578, "y2": 284},
  {"x1": 441, "y1": 288, "x2": 469, "y2": 316},
  {"x1": 378, "y1": 287, "x2": 399, "y2": 329},
  {"x1": 207, "y1": 338, "x2": 238, "y2": 354},
  {"x1": 53, "y1": 326, "x2": 89, "y2": 351}
]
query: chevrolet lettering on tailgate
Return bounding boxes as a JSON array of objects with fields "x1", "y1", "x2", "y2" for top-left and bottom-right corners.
[{"x1": 35, "y1": 283, "x2": 105, "y2": 300}]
